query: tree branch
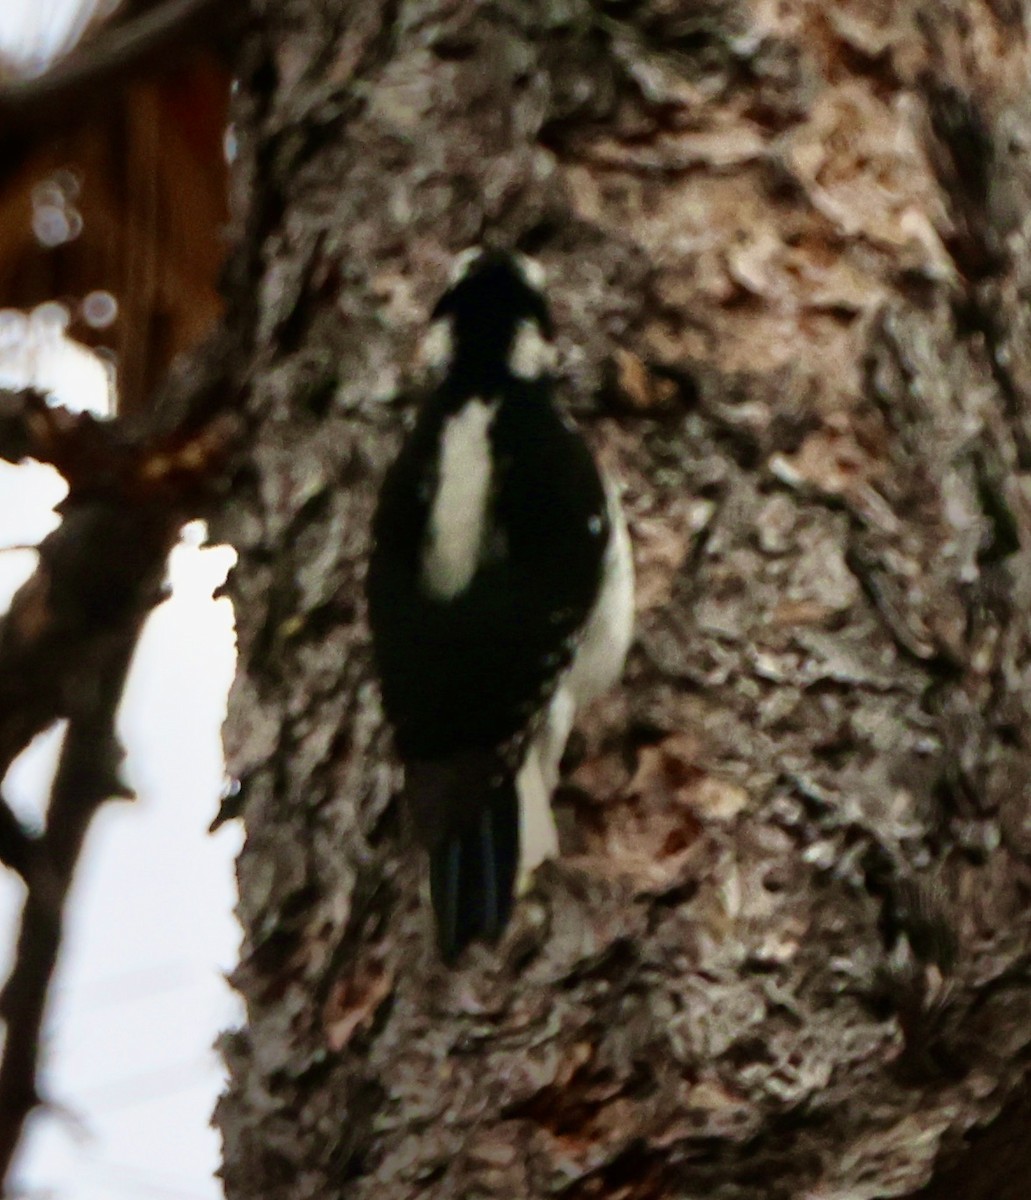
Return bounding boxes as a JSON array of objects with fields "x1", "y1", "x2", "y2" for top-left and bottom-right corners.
[
  {"x1": 0, "y1": 385, "x2": 239, "y2": 823},
  {"x1": 0, "y1": 386, "x2": 241, "y2": 499},
  {"x1": 0, "y1": 590, "x2": 148, "y2": 1183},
  {"x1": 0, "y1": 369, "x2": 241, "y2": 1177},
  {"x1": 0, "y1": 800, "x2": 34, "y2": 882}
]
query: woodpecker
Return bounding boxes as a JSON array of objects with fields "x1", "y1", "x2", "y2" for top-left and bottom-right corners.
[{"x1": 366, "y1": 249, "x2": 633, "y2": 961}]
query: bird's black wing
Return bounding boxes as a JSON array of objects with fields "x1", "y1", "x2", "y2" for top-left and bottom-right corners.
[{"x1": 366, "y1": 380, "x2": 608, "y2": 770}]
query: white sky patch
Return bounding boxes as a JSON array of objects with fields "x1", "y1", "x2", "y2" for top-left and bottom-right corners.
[
  {"x1": 0, "y1": 306, "x2": 115, "y2": 416},
  {"x1": 0, "y1": 0, "x2": 111, "y2": 77},
  {"x1": 0, "y1": 265, "x2": 240, "y2": 1200},
  {"x1": 0, "y1": 502, "x2": 241, "y2": 1200}
]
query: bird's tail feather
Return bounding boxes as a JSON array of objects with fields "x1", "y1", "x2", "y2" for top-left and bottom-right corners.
[{"x1": 428, "y1": 779, "x2": 519, "y2": 963}]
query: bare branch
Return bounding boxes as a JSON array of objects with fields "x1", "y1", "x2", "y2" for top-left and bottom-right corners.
[
  {"x1": 0, "y1": 490, "x2": 180, "y2": 1182},
  {"x1": 0, "y1": 603, "x2": 147, "y2": 1181},
  {"x1": 0, "y1": 386, "x2": 241, "y2": 504},
  {"x1": 0, "y1": 502, "x2": 171, "y2": 780},
  {"x1": 0, "y1": 340, "x2": 240, "y2": 1176},
  {"x1": 0, "y1": 364, "x2": 241, "y2": 785},
  {"x1": 0, "y1": 800, "x2": 34, "y2": 882}
]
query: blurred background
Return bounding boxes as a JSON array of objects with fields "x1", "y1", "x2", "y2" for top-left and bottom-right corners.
[{"x1": 1, "y1": 2, "x2": 240, "y2": 1196}]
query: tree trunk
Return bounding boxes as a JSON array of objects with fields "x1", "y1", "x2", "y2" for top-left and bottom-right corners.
[{"x1": 215, "y1": 2, "x2": 1031, "y2": 1196}]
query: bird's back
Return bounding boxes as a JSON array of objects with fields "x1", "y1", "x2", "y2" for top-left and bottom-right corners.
[
  {"x1": 366, "y1": 248, "x2": 629, "y2": 960},
  {"x1": 367, "y1": 375, "x2": 607, "y2": 765}
]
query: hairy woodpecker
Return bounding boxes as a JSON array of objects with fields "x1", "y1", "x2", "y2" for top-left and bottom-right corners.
[{"x1": 367, "y1": 249, "x2": 633, "y2": 961}]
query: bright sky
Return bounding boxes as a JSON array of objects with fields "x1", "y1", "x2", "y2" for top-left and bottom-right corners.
[
  {"x1": 0, "y1": 8, "x2": 242, "y2": 1195},
  {"x1": 0, "y1": 510, "x2": 241, "y2": 1200},
  {"x1": 0, "y1": 0, "x2": 112, "y2": 76}
]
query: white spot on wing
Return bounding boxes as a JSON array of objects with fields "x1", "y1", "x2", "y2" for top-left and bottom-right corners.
[
  {"x1": 422, "y1": 399, "x2": 498, "y2": 598},
  {"x1": 509, "y1": 318, "x2": 555, "y2": 379}
]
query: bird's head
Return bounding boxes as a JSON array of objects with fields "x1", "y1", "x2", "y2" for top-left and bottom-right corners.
[{"x1": 423, "y1": 249, "x2": 556, "y2": 383}]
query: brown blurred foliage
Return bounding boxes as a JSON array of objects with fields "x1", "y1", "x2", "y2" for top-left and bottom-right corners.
[{"x1": 0, "y1": 1, "x2": 229, "y2": 416}]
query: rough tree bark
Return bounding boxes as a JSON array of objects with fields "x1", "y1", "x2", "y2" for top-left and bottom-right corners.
[{"x1": 215, "y1": 2, "x2": 1031, "y2": 1196}]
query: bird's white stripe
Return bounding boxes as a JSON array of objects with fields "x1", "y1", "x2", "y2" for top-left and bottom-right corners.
[
  {"x1": 422, "y1": 399, "x2": 498, "y2": 599},
  {"x1": 515, "y1": 746, "x2": 559, "y2": 894},
  {"x1": 516, "y1": 472, "x2": 635, "y2": 890},
  {"x1": 562, "y1": 476, "x2": 635, "y2": 708}
]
